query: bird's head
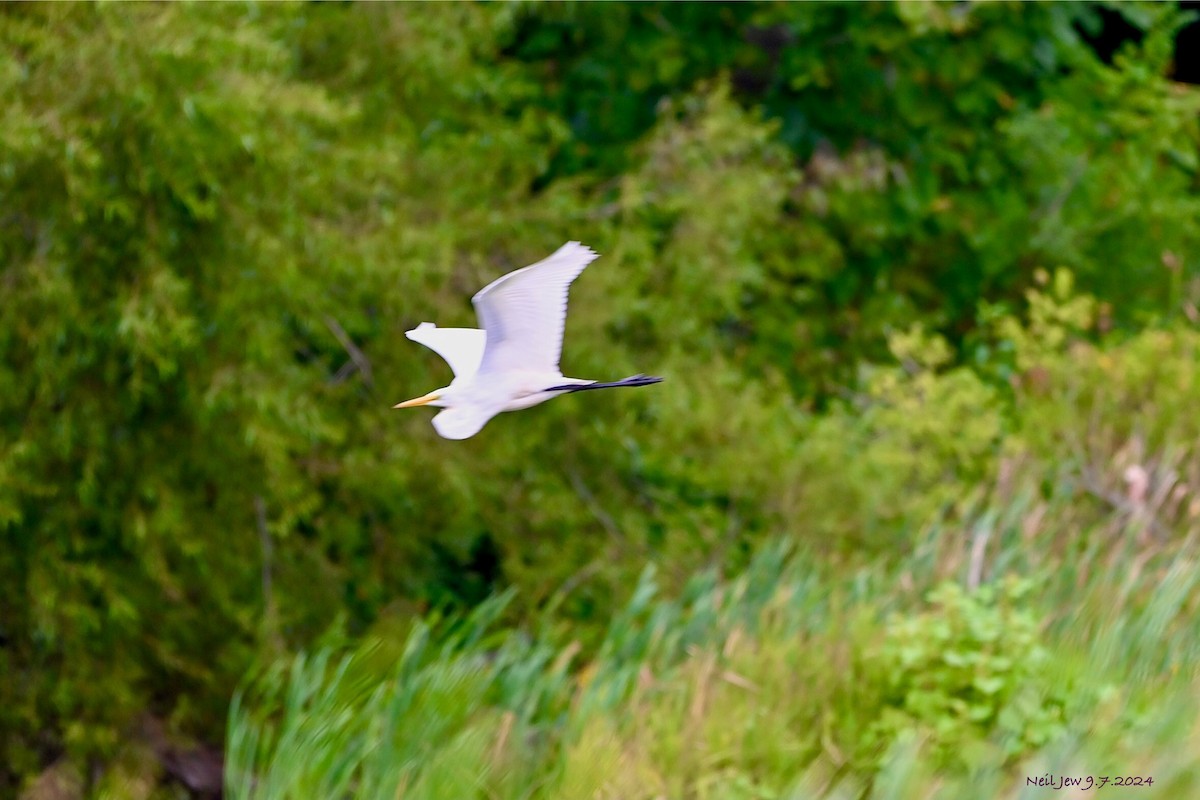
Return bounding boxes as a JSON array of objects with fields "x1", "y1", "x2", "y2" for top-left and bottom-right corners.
[{"x1": 393, "y1": 385, "x2": 452, "y2": 409}]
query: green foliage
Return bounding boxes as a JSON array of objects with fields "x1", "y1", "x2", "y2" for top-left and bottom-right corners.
[
  {"x1": 795, "y1": 332, "x2": 1006, "y2": 554},
  {"x1": 510, "y1": 2, "x2": 1200, "y2": 375},
  {"x1": 226, "y1": 594, "x2": 540, "y2": 800},
  {"x1": 227, "y1": 280, "x2": 1200, "y2": 794},
  {"x1": 3, "y1": 1, "x2": 1200, "y2": 794},
  {"x1": 2, "y1": 1, "x2": 351, "y2": 771},
  {"x1": 227, "y1": 499, "x2": 1200, "y2": 799},
  {"x1": 863, "y1": 578, "x2": 1065, "y2": 769}
]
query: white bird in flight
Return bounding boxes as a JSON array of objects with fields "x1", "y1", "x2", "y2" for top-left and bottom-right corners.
[{"x1": 394, "y1": 241, "x2": 663, "y2": 439}]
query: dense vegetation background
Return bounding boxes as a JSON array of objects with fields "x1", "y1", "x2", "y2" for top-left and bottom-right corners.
[{"x1": 3, "y1": 2, "x2": 1200, "y2": 797}]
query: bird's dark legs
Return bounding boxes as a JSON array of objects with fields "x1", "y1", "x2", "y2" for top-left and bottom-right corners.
[{"x1": 544, "y1": 374, "x2": 664, "y2": 392}]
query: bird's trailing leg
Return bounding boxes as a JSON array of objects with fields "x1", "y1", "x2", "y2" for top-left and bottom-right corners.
[{"x1": 544, "y1": 374, "x2": 664, "y2": 392}]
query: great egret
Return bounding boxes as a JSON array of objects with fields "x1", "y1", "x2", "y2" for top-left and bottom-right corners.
[{"x1": 394, "y1": 241, "x2": 663, "y2": 439}]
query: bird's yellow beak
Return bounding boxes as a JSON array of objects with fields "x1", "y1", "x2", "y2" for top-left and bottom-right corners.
[{"x1": 393, "y1": 392, "x2": 440, "y2": 409}]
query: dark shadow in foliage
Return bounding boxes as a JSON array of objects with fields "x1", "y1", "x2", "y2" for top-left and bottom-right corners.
[
  {"x1": 426, "y1": 534, "x2": 504, "y2": 612},
  {"x1": 1176, "y1": 2, "x2": 1200, "y2": 84},
  {"x1": 1075, "y1": 3, "x2": 1146, "y2": 64}
]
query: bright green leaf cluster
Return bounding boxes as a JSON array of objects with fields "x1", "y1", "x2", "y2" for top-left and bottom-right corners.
[{"x1": 864, "y1": 578, "x2": 1065, "y2": 769}]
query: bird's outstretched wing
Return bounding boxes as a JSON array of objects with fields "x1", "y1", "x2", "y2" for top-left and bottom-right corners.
[
  {"x1": 472, "y1": 241, "x2": 598, "y2": 376},
  {"x1": 405, "y1": 322, "x2": 487, "y2": 379}
]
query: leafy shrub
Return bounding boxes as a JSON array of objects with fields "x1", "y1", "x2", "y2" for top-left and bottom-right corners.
[
  {"x1": 793, "y1": 326, "x2": 1006, "y2": 555},
  {"x1": 862, "y1": 578, "x2": 1065, "y2": 770}
]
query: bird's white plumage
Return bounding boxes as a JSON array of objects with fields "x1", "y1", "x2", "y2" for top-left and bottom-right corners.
[
  {"x1": 472, "y1": 241, "x2": 598, "y2": 375},
  {"x1": 431, "y1": 404, "x2": 495, "y2": 440},
  {"x1": 396, "y1": 241, "x2": 659, "y2": 439},
  {"x1": 404, "y1": 323, "x2": 486, "y2": 379}
]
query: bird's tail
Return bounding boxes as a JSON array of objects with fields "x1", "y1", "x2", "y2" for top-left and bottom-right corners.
[{"x1": 545, "y1": 374, "x2": 664, "y2": 392}]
